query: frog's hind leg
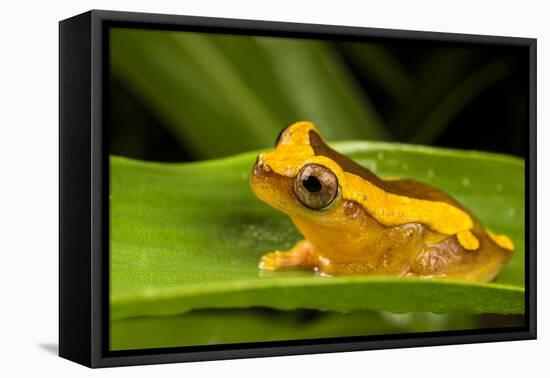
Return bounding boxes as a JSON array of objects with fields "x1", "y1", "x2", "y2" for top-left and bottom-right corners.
[{"x1": 259, "y1": 240, "x2": 319, "y2": 271}]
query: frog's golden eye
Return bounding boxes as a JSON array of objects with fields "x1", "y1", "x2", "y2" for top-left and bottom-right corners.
[{"x1": 293, "y1": 164, "x2": 339, "y2": 210}]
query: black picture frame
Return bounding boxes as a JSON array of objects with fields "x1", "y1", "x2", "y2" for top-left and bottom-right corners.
[{"x1": 59, "y1": 9, "x2": 537, "y2": 368}]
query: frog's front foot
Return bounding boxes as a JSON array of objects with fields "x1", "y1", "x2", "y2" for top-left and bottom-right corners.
[{"x1": 259, "y1": 240, "x2": 318, "y2": 271}]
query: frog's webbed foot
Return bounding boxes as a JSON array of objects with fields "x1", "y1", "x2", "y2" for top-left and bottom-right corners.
[{"x1": 259, "y1": 240, "x2": 318, "y2": 271}]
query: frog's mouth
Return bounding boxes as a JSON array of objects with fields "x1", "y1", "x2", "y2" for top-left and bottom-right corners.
[{"x1": 250, "y1": 155, "x2": 296, "y2": 214}]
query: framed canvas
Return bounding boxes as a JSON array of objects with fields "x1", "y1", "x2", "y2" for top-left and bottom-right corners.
[{"x1": 59, "y1": 10, "x2": 537, "y2": 368}]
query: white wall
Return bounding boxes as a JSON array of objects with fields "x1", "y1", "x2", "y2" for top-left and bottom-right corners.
[{"x1": 0, "y1": 0, "x2": 546, "y2": 376}]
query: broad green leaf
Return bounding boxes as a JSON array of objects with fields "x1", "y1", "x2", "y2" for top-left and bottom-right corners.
[{"x1": 110, "y1": 142, "x2": 524, "y2": 321}]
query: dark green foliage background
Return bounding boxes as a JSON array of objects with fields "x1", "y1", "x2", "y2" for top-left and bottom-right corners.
[{"x1": 110, "y1": 29, "x2": 528, "y2": 162}]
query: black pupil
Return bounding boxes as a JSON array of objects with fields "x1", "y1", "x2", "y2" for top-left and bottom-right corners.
[{"x1": 302, "y1": 175, "x2": 322, "y2": 192}]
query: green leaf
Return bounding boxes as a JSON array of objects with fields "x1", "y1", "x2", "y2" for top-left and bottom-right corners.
[
  {"x1": 110, "y1": 142, "x2": 524, "y2": 322},
  {"x1": 110, "y1": 29, "x2": 388, "y2": 160},
  {"x1": 111, "y1": 309, "x2": 479, "y2": 350}
]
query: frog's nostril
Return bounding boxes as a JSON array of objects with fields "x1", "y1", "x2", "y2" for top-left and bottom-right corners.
[{"x1": 253, "y1": 156, "x2": 272, "y2": 177}]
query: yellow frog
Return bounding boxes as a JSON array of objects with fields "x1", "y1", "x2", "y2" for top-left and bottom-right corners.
[{"x1": 249, "y1": 121, "x2": 514, "y2": 282}]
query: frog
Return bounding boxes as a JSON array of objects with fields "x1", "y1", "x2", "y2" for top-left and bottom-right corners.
[{"x1": 249, "y1": 121, "x2": 514, "y2": 282}]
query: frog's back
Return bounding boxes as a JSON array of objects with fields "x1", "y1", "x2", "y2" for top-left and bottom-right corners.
[
  {"x1": 383, "y1": 178, "x2": 471, "y2": 214},
  {"x1": 309, "y1": 129, "x2": 470, "y2": 212}
]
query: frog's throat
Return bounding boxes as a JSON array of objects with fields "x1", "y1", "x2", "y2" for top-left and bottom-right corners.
[{"x1": 260, "y1": 121, "x2": 480, "y2": 250}]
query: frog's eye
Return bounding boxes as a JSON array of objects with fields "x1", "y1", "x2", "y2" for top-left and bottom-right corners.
[{"x1": 293, "y1": 164, "x2": 339, "y2": 210}]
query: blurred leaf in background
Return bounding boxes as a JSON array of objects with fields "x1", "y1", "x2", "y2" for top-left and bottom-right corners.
[
  {"x1": 110, "y1": 28, "x2": 525, "y2": 162},
  {"x1": 110, "y1": 29, "x2": 388, "y2": 159},
  {"x1": 111, "y1": 309, "x2": 483, "y2": 350},
  {"x1": 339, "y1": 43, "x2": 513, "y2": 144}
]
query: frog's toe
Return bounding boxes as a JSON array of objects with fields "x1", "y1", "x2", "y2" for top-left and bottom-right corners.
[
  {"x1": 258, "y1": 251, "x2": 284, "y2": 270},
  {"x1": 258, "y1": 241, "x2": 318, "y2": 271}
]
